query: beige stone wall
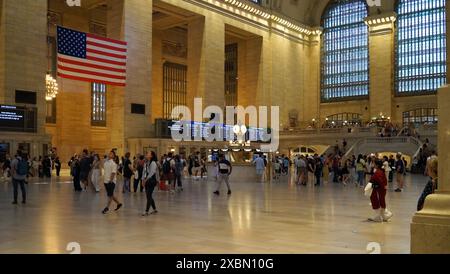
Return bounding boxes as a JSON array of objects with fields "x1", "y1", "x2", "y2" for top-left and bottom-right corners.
[
  {"x1": 0, "y1": 0, "x2": 4, "y2": 102},
  {"x1": 107, "y1": 0, "x2": 153, "y2": 156},
  {"x1": 2, "y1": 0, "x2": 47, "y2": 134},
  {"x1": 45, "y1": 0, "x2": 107, "y2": 161}
]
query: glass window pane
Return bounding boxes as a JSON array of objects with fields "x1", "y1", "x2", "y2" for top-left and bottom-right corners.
[
  {"x1": 91, "y1": 83, "x2": 106, "y2": 127},
  {"x1": 396, "y1": 0, "x2": 447, "y2": 95},
  {"x1": 321, "y1": 0, "x2": 369, "y2": 102}
]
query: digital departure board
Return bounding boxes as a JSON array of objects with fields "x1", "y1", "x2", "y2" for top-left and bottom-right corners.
[
  {"x1": 0, "y1": 105, "x2": 37, "y2": 133},
  {"x1": 169, "y1": 121, "x2": 271, "y2": 143}
]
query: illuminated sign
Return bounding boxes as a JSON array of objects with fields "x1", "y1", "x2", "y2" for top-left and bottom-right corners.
[{"x1": 0, "y1": 105, "x2": 37, "y2": 133}]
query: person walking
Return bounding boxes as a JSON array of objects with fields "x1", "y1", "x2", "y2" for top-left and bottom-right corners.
[
  {"x1": 142, "y1": 151, "x2": 159, "y2": 216},
  {"x1": 368, "y1": 160, "x2": 393, "y2": 222},
  {"x1": 388, "y1": 155, "x2": 395, "y2": 182},
  {"x1": 253, "y1": 154, "x2": 266, "y2": 183},
  {"x1": 79, "y1": 149, "x2": 92, "y2": 192},
  {"x1": 11, "y1": 151, "x2": 28, "y2": 205},
  {"x1": 382, "y1": 156, "x2": 391, "y2": 183},
  {"x1": 174, "y1": 154, "x2": 186, "y2": 192},
  {"x1": 395, "y1": 153, "x2": 405, "y2": 192},
  {"x1": 54, "y1": 157, "x2": 61, "y2": 177},
  {"x1": 71, "y1": 155, "x2": 82, "y2": 192},
  {"x1": 213, "y1": 154, "x2": 232, "y2": 196},
  {"x1": 356, "y1": 154, "x2": 366, "y2": 187},
  {"x1": 91, "y1": 154, "x2": 101, "y2": 193},
  {"x1": 314, "y1": 157, "x2": 323, "y2": 186},
  {"x1": 122, "y1": 152, "x2": 133, "y2": 193},
  {"x1": 102, "y1": 151, "x2": 123, "y2": 215},
  {"x1": 162, "y1": 152, "x2": 176, "y2": 193}
]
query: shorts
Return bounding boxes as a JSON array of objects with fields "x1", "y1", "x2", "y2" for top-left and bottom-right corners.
[
  {"x1": 256, "y1": 169, "x2": 264, "y2": 175},
  {"x1": 104, "y1": 183, "x2": 116, "y2": 197},
  {"x1": 80, "y1": 172, "x2": 89, "y2": 181}
]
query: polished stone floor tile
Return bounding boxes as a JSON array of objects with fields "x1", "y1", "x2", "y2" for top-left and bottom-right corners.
[{"x1": 0, "y1": 171, "x2": 427, "y2": 254}]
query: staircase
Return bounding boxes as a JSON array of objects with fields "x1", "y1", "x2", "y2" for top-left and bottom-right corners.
[{"x1": 344, "y1": 137, "x2": 422, "y2": 158}]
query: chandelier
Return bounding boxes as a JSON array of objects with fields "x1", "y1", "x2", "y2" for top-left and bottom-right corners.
[{"x1": 45, "y1": 74, "x2": 59, "y2": 101}]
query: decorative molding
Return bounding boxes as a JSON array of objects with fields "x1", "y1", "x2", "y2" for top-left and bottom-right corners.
[
  {"x1": 89, "y1": 21, "x2": 107, "y2": 37},
  {"x1": 162, "y1": 40, "x2": 188, "y2": 58},
  {"x1": 183, "y1": 0, "x2": 321, "y2": 44},
  {"x1": 364, "y1": 12, "x2": 397, "y2": 35}
]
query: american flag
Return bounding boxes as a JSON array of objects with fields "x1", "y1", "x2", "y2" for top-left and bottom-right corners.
[{"x1": 57, "y1": 26, "x2": 127, "y2": 87}]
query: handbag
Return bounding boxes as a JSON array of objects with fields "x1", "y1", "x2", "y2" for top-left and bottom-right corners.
[{"x1": 364, "y1": 183, "x2": 373, "y2": 197}]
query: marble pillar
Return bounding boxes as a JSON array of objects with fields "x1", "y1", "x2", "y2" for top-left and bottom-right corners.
[{"x1": 410, "y1": 86, "x2": 450, "y2": 254}]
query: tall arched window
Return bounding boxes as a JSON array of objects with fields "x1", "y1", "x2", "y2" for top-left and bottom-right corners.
[
  {"x1": 321, "y1": 0, "x2": 369, "y2": 102},
  {"x1": 395, "y1": 0, "x2": 447, "y2": 95}
]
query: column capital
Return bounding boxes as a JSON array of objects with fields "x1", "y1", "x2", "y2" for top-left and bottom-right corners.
[{"x1": 364, "y1": 12, "x2": 397, "y2": 35}]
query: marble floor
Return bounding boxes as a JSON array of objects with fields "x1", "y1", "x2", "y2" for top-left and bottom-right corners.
[{"x1": 0, "y1": 170, "x2": 427, "y2": 254}]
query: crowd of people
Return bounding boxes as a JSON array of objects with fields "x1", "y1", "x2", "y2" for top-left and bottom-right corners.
[
  {"x1": 1, "y1": 154, "x2": 62, "y2": 181},
  {"x1": 1, "y1": 145, "x2": 438, "y2": 223},
  {"x1": 252, "y1": 149, "x2": 438, "y2": 222}
]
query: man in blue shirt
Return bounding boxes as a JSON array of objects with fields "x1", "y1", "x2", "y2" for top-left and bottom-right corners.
[{"x1": 253, "y1": 154, "x2": 266, "y2": 182}]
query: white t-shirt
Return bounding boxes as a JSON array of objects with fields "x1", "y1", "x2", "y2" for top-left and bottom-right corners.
[{"x1": 103, "y1": 159, "x2": 118, "y2": 184}]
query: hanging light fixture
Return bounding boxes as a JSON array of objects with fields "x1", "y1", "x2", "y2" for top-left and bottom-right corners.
[{"x1": 45, "y1": 74, "x2": 59, "y2": 101}]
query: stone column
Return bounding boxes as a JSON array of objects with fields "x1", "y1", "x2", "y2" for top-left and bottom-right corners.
[
  {"x1": 187, "y1": 15, "x2": 225, "y2": 115},
  {"x1": 365, "y1": 14, "x2": 396, "y2": 121},
  {"x1": 306, "y1": 31, "x2": 321, "y2": 125},
  {"x1": 107, "y1": 0, "x2": 153, "y2": 155},
  {"x1": 410, "y1": 86, "x2": 450, "y2": 254},
  {"x1": 410, "y1": 0, "x2": 450, "y2": 254}
]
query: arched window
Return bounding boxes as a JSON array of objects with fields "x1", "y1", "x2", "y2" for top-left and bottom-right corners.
[
  {"x1": 395, "y1": 0, "x2": 447, "y2": 95},
  {"x1": 321, "y1": 0, "x2": 369, "y2": 102}
]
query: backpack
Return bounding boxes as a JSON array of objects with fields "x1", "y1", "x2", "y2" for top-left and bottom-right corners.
[
  {"x1": 162, "y1": 158, "x2": 173, "y2": 174},
  {"x1": 194, "y1": 156, "x2": 200, "y2": 167},
  {"x1": 17, "y1": 159, "x2": 28, "y2": 176},
  {"x1": 175, "y1": 160, "x2": 184, "y2": 175}
]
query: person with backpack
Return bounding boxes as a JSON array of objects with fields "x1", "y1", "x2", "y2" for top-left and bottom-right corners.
[
  {"x1": 213, "y1": 154, "x2": 232, "y2": 196},
  {"x1": 162, "y1": 152, "x2": 176, "y2": 193},
  {"x1": 192, "y1": 152, "x2": 201, "y2": 180},
  {"x1": 71, "y1": 155, "x2": 82, "y2": 192},
  {"x1": 174, "y1": 154, "x2": 186, "y2": 192},
  {"x1": 11, "y1": 151, "x2": 28, "y2": 205}
]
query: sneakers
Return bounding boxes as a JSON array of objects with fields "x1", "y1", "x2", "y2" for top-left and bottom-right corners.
[
  {"x1": 142, "y1": 210, "x2": 158, "y2": 216},
  {"x1": 381, "y1": 209, "x2": 393, "y2": 222},
  {"x1": 115, "y1": 204, "x2": 123, "y2": 211},
  {"x1": 102, "y1": 207, "x2": 109, "y2": 214},
  {"x1": 227, "y1": 190, "x2": 232, "y2": 196},
  {"x1": 368, "y1": 210, "x2": 383, "y2": 222},
  {"x1": 394, "y1": 188, "x2": 402, "y2": 192},
  {"x1": 213, "y1": 191, "x2": 220, "y2": 196}
]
